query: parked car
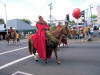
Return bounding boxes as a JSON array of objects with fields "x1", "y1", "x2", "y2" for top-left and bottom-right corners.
[{"x1": 93, "y1": 24, "x2": 100, "y2": 30}]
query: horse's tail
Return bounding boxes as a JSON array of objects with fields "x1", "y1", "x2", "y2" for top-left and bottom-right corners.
[{"x1": 28, "y1": 35, "x2": 33, "y2": 55}]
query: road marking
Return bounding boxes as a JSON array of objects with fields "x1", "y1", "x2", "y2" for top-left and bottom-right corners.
[
  {"x1": 0, "y1": 47, "x2": 28, "y2": 56},
  {"x1": 0, "y1": 54, "x2": 36, "y2": 70},
  {"x1": 12, "y1": 71, "x2": 34, "y2": 75}
]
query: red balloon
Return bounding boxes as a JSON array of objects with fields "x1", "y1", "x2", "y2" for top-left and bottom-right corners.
[{"x1": 73, "y1": 8, "x2": 81, "y2": 19}]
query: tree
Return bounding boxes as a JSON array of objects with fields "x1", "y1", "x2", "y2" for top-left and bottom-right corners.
[
  {"x1": 21, "y1": 19, "x2": 32, "y2": 25},
  {"x1": 51, "y1": 26, "x2": 57, "y2": 31},
  {"x1": 90, "y1": 14, "x2": 97, "y2": 19},
  {"x1": 70, "y1": 20, "x2": 75, "y2": 25},
  {"x1": 0, "y1": 19, "x2": 5, "y2": 24}
]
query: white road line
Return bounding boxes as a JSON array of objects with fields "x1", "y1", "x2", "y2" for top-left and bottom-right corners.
[
  {"x1": 0, "y1": 54, "x2": 36, "y2": 70},
  {"x1": 12, "y1": 71, "x2": 34, "y2": 75},
  {"x1": 0, "y1": 47, "x2": 28, "y2": 56}
]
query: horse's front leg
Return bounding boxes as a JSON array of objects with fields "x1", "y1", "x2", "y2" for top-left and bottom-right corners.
[
  {"x1": 65, "y1": 38, "x2": 69, "y2": 47},
  {"x1": 31, "y1": 41, "x2": 38, "y2": 62},
  {"x1": 58, "y1": 40, "x2": 61, "y2": 47},
  {"x1": 32, "y1": 46, "x2": 38, "y2": 62},
  {"x1": 54, "y1": 48, "x2": 60, "y2": 64}
]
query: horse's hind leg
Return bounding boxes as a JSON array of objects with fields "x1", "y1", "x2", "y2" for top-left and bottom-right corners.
[
  {"x1": 12, "y1": 39, "x2": 15, "y2": 44},
  {"x1": 28, "y1": 39, "x2": 33, "y2": 55},
  {"x1": 7, "y1": 38, "x2": 9, "y2": 44},
  {"x1": 28, "y1": 39, "x2": 38, "y2": 62},
  {"x1": 13, "y1": 39, "x2": 16, "y2": 44},
  {"x1": 65, "y1": 39, "x2": 69, "y2": 47},
  {"x1": 34, "y1": 53, "x2": 38, "y2": 62},
  {"x1": 33, "y1": 48, "x2": 38, "y2": 62}
]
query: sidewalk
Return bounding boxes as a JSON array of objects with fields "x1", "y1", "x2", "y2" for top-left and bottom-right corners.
[
  {"x1": 68, "y1": 38, "x2": 100, "y2": 44},
  {"x1": 92, "y1": 37, "x2": 100, "y2": 42}
]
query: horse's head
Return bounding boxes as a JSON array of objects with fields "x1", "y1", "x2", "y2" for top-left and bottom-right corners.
[{"x1": 61, "y1": 25, "x2": 72, "y2": 39}]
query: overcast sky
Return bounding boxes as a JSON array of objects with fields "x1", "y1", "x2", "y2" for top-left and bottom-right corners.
[{"x1": 0, "y1": 0, "x2": 100, "y2": 25}]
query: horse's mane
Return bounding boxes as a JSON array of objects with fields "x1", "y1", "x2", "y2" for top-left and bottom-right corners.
[
  {"x1": 51, "y1": 25, "x2": 66, "y2": 36},
  {"x1": 45, "y1": 26, "x2": 66, "y2": 47}
]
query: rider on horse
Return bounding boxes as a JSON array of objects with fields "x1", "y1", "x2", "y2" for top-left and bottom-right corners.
[
  {"x1": 57, "y1": 22, "x2": 61, "y2": 29},
  {"x1": 32, "y1": 16, "x2": 52, "y2": 60},
  {"x1": 57, "y1": 22, "x2": 71, "y2": 47},
  {"x1": 57, "y1": 22, "x2": 63, "y2": 47},
  {"x1": 8, "y1": 27, "x2": 15, "y2": 39}
]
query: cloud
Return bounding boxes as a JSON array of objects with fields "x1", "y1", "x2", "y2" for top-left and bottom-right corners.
[
  {"x1": 48, "y1": 0, "x2": 73, "y2": 20},
  {"x1": 0, "y1": 3, "x2": 5, "y2": 18},
  {"x1": 7, "y1": 3, "x2": 31, "y2": 17},
  {"x1": 4, "y1": 0, "x2": 100, "y2": 25},
  {"x1": 6, "y1": 2, "x2": 41, "y2": 24},
  {"x1": 26, "y1": 0, "x2": 50, "y2": 20},
  {"x1": 25, "y1": 0, "x2": 74, "y2": 20}
]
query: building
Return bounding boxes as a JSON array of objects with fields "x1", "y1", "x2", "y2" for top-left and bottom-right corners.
[
  {"x1": 7, "y1": 19, "x2": 37, "y2": 34},
  {"x1": 0, "y1": 24, "x2": 6, "y2": 39},
  {"x1": 0, "y1": 19, "x2": 37, "y2": 39},
  {"x1": 96, "y1": 6, "x2": 100, "y2": 24}
]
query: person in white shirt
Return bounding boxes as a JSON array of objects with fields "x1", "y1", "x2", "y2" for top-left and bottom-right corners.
[
  {"x1": 90, "y1": 27, "x2": 94, "y2": 39},
  {"x1": 99, "y1": 27, "x2": 100, "y2": 35}
]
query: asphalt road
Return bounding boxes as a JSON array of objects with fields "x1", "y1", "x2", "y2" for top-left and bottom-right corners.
[{"x1": 0, "y1": 39, "x2": 100, "y2": 75}]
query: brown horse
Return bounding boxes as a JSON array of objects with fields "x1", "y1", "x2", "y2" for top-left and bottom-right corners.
[
  {"x1": 58, "y1": 35, "x2": 69, "y2": 47},
  {"x1": 70, "y1": 29, "x2": 77, "y2": 39},
  {"x1": 28, "y1": 25, "x2": 72, "y2": 64},
  {"x1": 57, "y1": 28, "x2": 72, "y2": 47},
  {"x1": 5, "y1": 32, "x2": 16, "y2": 44}
]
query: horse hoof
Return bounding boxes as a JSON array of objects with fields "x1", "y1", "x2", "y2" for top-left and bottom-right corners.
[
  {"x1": 57, "y1": 61, "x2": 60, "y2": 64},
  {"x1": 35, "y1": 60, "x2": 38, "y2": 62},
  {"x1": 57, "y1": 60, "x2": 60, "y2": 64},
  {"x1": 34, "y1": 55, "x2": 38, "y2": 61},
  {"x1": 45, "y1": 61, "x2": 47, "y2": 64}
]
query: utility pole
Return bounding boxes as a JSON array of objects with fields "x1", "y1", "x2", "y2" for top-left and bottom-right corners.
[
  {"x1": 48, "y1": 3, "x2": 52, "y2": 26},
  {"x1": 89, "y1": 4, "x2": 93, "y2": 26},
  {"x1": 0, "y1": 0, "x2": 8, "y2": 34},
  {"x1": 85, "y1": 9, "x2": 88, "y2": 21}
]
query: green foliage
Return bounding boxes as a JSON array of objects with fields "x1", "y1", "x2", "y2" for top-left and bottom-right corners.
[
  {"x1": 21, "y1": 19, "x2": 32, "y2": 25},
  {"x1": 0, "y1": 19, "x2": 5, "y2": 24},
  {"x1": 51, "y1": 26, "x2": 57, "y2": 31},
  {"x1": 90, "y1": 14, "x2": 97, "y2": 19},
  {"x1": 69, "y1": 20, "x2": 75, "y2": 25}
]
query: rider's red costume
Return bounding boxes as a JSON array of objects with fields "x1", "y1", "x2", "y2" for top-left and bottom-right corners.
[{"x1": 32, "y1": 20, "x2": 52, "y2": 60}]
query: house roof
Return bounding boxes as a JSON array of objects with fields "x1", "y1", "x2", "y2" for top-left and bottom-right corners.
[{"x1": 7, "y1": 19, "x2": 37, "y2": 30}]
